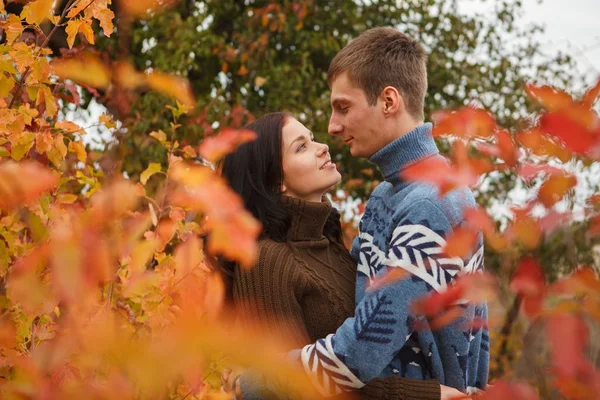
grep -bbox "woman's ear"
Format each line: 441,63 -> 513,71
281,183 -> 287,193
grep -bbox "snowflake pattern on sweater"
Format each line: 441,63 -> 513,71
297,124 -> 489,396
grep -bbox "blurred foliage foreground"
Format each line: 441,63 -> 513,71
0,0 -> 599,399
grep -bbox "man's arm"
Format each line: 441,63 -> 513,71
298,200 -> 459,396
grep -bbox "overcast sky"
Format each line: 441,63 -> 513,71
458,0 -> 600,88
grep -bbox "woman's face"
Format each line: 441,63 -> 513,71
281,118 -> 341,202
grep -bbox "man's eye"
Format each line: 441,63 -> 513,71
340,107 -> 349,114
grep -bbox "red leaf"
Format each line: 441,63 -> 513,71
540,110 -> 600,157
479,380 -> 539,400
510,256 -> 545,317
517,128 -> 571,162
402,154 -> 478,196
550,267 -> 600,297
517,162 -> 564,183
589,215 -> 600,237
432,107 -> 497,139
545,313 -> 590,378
475,130 -> 518,166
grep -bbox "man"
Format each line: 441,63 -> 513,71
237,27 -> 489,398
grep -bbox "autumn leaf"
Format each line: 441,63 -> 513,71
580,78 -> 600,108
402,153 -> 478,196
505,208 -> 542,250
140,163 -> 162,185
56,120 -> 85,134
22,0 -> 55,25
432,107 -> 497,139
549,267 -> 600,297
145,70 -> 195,109
206,211 -> 261,269
537,172 -> 577,208
198,128 -> 257,163
475,130 -> 518,166
51,53 -> 111,90
411,273 -> 496,325
367,268 -> 409,291
4,15 -> 25,45
65,19 -> 83,49
0,161 -> 58,211
517,162 -> 564,183
116,0 -> 179,19
525,83 -> 574,111
540,110 -> 600,157
99,113 -> 117,129
46,133 -> 68,167
443,227 -> 479,258
181,145 -> 197,159
89,180 -> 141,225
10,131 -> 36,161
510,256 -> 545,317
478,380 -> 539,400
254,76 -> 267,87
68,140 -> 87,163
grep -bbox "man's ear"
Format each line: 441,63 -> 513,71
380,86 -> 403,117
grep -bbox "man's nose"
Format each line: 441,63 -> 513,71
328,116 -> 343,136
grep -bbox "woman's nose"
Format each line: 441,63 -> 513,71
317,142 -> 329,156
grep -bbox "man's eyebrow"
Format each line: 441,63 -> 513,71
332,98 -> 350,107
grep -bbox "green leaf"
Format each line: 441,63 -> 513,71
140,163 -> 162,185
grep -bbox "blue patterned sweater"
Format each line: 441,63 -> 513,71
240,123 -> 489,398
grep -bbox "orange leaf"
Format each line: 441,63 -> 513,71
443,227 -> 478,258
0,161 -> 58,211
517,128 -> 571,162
550,267 -> 600,297
4,15 -> 24,45
68,140 -> 87,163
537,172 -> 577,208
145,70 -> 195,109
368,268 -> 410,291
207,212 -> 261,269
35,129 -> 53,154
589,215 -> 600,237
113,61 -> 145,89
89,180 -> 141,225
545,313 -> 590,379
116,0 -> 179,19
525,83 -> 574,111
237,65 -> 249,76
432,107 -> 497,139
65,19 -> 82,49
198,128 -> 256,162
580,78 -> 600,108
505,212 -> 542,250
51,53 -> 111,89
56,120 -> 84,134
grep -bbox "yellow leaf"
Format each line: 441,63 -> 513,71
10,132 -> 36,161
0,75 -> 15,98
0,147 -> 9,158
0,54 -> 18,75
3,15 -> 24,45
117,0 -> 178,19
140,163 -> 162,185
51,53 -> 111,89
26,57 -> 51,85
58,193 -> 78,204
68,140 -> 87,163
95,8 -> 115,37
182,145 -> 197,159
114,61 -> 145,89
56,120 -> 84,134
36,84 -> 57,117
145,71 -> 195,109
18,103 -> 39,125
99,113 -> 116,129
65,19 -> 82,49
149,130 -> 168,145
66,0 -> 89,18
149,203 -> 158,227
23,0 -> 55,25
254,76 -> 267,87
79,19 -> 95,44
129,239 -> 159,275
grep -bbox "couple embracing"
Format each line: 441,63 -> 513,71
220,27 -> 489,400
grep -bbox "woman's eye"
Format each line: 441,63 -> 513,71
297,143 -> 306,152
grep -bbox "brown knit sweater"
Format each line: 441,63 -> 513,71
233,196 -> 440,400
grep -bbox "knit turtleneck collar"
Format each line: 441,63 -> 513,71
280,195 -> 332,245
369,123 -> 439,188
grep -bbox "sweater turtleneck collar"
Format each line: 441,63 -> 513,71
280,195 -> 332,246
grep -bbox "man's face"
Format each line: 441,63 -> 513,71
328,72 -> 385,158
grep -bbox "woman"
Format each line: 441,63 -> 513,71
220,112 -> 457,399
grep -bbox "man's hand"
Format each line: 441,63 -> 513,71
220,366 -> 244,398
440,384 -> 468,400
